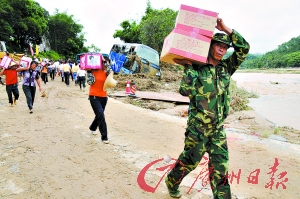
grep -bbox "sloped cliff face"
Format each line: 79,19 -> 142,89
38,35 -> 51,52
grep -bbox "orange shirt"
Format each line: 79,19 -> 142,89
3,69 -> 18,85
42,65 -> 48,73
89,70 -> 107,97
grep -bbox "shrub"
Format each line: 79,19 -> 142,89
229,79 -> 258,112
38,50 -> 61,61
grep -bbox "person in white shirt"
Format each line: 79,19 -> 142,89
53,60 -> 60,78
76,67 -> 86,91
48,61 -> 55,80
59,61 -> 65,82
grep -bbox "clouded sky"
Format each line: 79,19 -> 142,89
35,0 -> 300,54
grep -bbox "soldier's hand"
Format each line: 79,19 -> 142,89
215,17 -> 233,35
173,58 -> 192,66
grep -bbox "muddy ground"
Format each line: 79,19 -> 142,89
0,67 -> 300,199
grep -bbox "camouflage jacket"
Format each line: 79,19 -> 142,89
179,30 -> 250,132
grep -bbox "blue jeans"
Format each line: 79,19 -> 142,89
73,72 -> 77,83
22,85 -> 36,110
89,96 -> 108,140
6,84 -> 19,104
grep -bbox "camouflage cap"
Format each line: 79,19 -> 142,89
212,33 -> 231,47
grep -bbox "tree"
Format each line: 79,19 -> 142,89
0,0 -> 14,43
141,0 -> 154,21
48,9 -> 86,59
87,44 -> 101,53
0,0 -> 48,53
283,51 -> 300,67
113,1 -> 177,53
139,8 -> 177,53
113,20 -> 141,43
112,0 -> 154,43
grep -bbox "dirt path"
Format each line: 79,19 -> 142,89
1,77 -> 300,199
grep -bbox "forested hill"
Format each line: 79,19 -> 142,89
239,35 -> 300,69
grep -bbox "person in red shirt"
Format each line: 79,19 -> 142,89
0,60 -> 19,106
88,55 -> 110,144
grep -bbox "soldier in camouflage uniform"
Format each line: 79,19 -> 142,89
165,18 -> 250,198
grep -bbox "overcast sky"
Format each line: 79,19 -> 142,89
35,0 -> 300,54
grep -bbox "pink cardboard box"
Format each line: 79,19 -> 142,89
19,57 -> 32,68
175,4 -> 218,37
160,28 -> 212,65
80,53 -> 102,70
41,62 -> 47,67
0,55 -> 12,69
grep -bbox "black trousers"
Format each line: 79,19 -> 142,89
41,73 -> 48,84
89,96 -> 108,140
6,84 -> 19,104
22,85 -> 36,110
70,72 -> 73,81
50,69 -> 55,80
64,72 -> 70,85
78,76 -> 86,89
0,77 -> 4,85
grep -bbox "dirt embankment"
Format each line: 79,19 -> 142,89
111,65 -> 300,145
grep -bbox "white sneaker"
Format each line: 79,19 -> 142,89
92,131 -> 97,135
102,140 -> 109,144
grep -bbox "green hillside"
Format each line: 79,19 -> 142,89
239,36 -> 300,69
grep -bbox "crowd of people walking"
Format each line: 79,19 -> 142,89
0,56 -> 87,113
34,58 -> 87,90
1,54 -> 110,144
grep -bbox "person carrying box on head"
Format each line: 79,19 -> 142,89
0,60 -> 20,106
16,60 -> 43,114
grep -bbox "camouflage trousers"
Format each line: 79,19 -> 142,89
166,125 -> 231,199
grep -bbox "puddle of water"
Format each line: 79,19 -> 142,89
232,73 -> 300,131
226,131 -> 300,157
248,94 -> 300,130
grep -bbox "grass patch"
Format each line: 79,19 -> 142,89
229,79 -> 259,112
123,96 -> 170,111
261,132 -> 272,138
237,68 -> 300,74
273,127 -> 280,135
274,126 -> 299,136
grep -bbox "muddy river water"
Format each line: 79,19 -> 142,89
231,72 -> 300,131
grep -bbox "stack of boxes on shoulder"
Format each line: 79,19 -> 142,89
79,53 -> 103,70
0,55 -> 12,69
160,4 -> 218,65
19,57 -> 32,68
